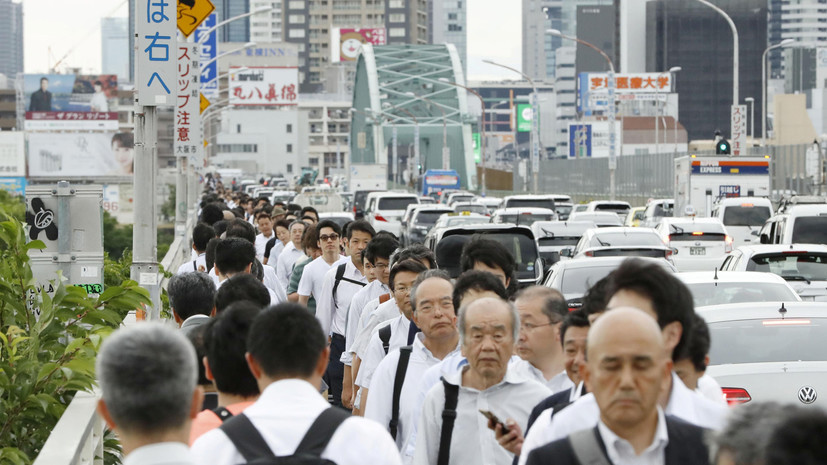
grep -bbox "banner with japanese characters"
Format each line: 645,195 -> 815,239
23,74 -> 119,128
175,43 -> 203,160
27,132 -> 134,177
135,0 -> 176,106
0,132 -> 25,177
228,67 -> 298,106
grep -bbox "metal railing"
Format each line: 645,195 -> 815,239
33,390 -> 104,465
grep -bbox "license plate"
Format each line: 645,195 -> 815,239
690,247 -> 706,256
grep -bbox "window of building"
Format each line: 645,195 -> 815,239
288,0 -> 305,9
287,144 -> 293,153
448,24 -> 462,31
237,124 -> 241,133
310,157 -> 319,165
286,124 -> 293,133
389,0 -> 403,7
389,27 -> 406,37
448,13 -> 457,20
287,163 -> 293,173
289,28 -> 306,38
389,13 -> 406,22
288,14 -> 306,23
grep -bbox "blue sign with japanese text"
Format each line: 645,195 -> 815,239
196,13 -> 218,101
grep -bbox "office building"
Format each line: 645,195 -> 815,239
646,0 -> 767,141
575,4 -> 617,77
250,0 -> 283,43
283,0 -> 429,92
429,0 -> 467,75
298,95 -> 351,178
768,0 -> 827,80
0,0 -> 23,80
217,0 -> 251,43
101,17 -> 129,82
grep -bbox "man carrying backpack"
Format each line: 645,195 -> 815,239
191,303 -> 402,464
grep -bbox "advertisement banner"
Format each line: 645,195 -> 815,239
578,72 -> 673,113
229,67 -> 298,106
24,74 -> 118,115
568,123 -> 593,158
0,177 -> 26,196
24,111 -> 119,131
331,28 -> 386,62
517,104 -> 532,132
0,132 -> 26,176
27,132 -> 134,177
196,13 -> 218,101
472,132 -> 481,163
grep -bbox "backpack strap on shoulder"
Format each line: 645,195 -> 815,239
212,406 -> 234,423
389,345 -> 413,440
379,324 -> 392,355
437,377 -> 460,465
219,413 -> 276,462
331,263 -> 348,301
294,407 -> 352,456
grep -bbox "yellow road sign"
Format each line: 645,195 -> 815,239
177,0 -> 215,37
199,93 -> 210,114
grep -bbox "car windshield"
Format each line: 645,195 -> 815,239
355,191 -> 378,209
560,266 -> 616,296
415,211 -> 450,226
441,232 -> 538,279
445,217 -> 488,227
791,216 -> 827,244
686,282 -> 799,307
455,204 -> 487,215
507,199 -> 556,210
538,236 -> 581,246
378,197 -> 418,210
747,252 -> 827,281
722,206 -> 772,227
652,203 -> 674,218
556,205 -> 573,218
590,232 -> 664,247
709,318 -> 827,364
498,214 -> 555,226
450,194 -> 475,203
595,204 -> 630,213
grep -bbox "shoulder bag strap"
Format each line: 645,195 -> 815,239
389,345 -> 413,440
569,427 -> 613,465
219,413 -> 276,462
294,407 -> 352,456
212,406 -> 234,423
379,324 -> 392,355
331,263 -> 348,301
437,377 -> 460,465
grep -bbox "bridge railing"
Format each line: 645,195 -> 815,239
32,390 -> 104,465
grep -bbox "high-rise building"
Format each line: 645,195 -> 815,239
250,0 -> 283,43
0,0 -> 23,80
575,4 -> 617,77
429,0 -> 467,75
101,17 -> 129,82
217,0 -> 251,43
768,0 -> 827,80
646,0 -> 767,141
283,0 -> 429,92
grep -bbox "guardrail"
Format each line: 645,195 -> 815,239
33,390 -> 104,465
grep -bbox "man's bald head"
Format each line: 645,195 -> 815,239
583,307 -> 672,433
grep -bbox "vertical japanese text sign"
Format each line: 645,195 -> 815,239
175,44 -> 203,163
196,13 -> 218,101
730,104 -> 747,156
136,0 -> 177,106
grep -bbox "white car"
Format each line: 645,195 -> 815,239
758,204 -> 827,245
532,220 -> 596,265
568,227 -> 673,262
711,197 -> 773,246
567,211 -> 623,228
364,192 -> 419,236
700,302 -> 827,406
491,207 -> 557,226
584,200 -> 632,222
676,271 -> 801,308
653,217 -> 732,271
431,213 -> 490,230
720,244 -> 827,301
317,212 -> 354,229
543,256 -> 677,302
640,199 -> 674,228
475,196 -> 504,214
502,194 -> 566,211
452,202 -> 489,216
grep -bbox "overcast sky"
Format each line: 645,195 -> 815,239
23,0 -> 521,82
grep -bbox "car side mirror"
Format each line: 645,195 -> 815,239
560,247 -> 573,258
759,233 -> 770,244
750,230 -> 759,236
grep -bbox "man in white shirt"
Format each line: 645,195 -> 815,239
357,259 -> 429,411
276,220 -> 307,291
176,223 -> 214,274
413,297 -> 551,465
674,313 -> 726,405
366,270 -> 461,452
511,286 -> 573,394
97,324 -> 203,465
222,218 -> 285,303
168,272 -> 216,337
191,303 -> 403,464
519,259 -> 728,464
254,212 -> 275,261
524,308 -> 712,465
214,238 -> 286,305
298,220 -> 348,309
315,220 -> 375,407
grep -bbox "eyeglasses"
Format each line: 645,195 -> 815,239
374,262 -> 389,270
319,234 -> 340,242
394,286 -> 412,295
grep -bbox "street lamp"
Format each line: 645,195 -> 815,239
197,7 -> 274,43
382,102 -> 420,186
405,91 -> 450,170
744,97 -> 755,144
655,66 -> 681,156
547,28 -> 618,199
439,77 -> 487,195
201,42 -> 257,70
762,39 -> 796,147
483,59 -> 543,193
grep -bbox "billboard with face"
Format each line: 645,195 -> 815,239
24,74 -> 118,114
27,132 -> 134,177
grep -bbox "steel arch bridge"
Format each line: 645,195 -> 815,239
350,44 -> 476,189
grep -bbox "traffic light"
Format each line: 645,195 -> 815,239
716,138 -> 731,155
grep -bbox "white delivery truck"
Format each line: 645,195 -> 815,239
350,164 -> 388,191
674,155 -> 770,217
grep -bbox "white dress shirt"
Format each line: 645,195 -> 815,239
298,255 -> 346,301
262,264 -> 287,304
342,281 -> 390,365
315,258 -> 366,337
412,365 -> 552,465
191,379 -> 403,465
276,242 -> 305,290
518,372 -> 728,465
597,408 -> 668,465
354,298 -> 400,358
697,373 -> 727,406
266,240 -> 285,266
366,333 -> 461,450
255,231 -> 275,261
510,360 -> 575,394
123,442 -> 195,465
356,313 -> 413,389
176,253 -> 206,274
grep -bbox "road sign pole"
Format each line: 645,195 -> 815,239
392,124 -> 398,185
531,92 -> 540,194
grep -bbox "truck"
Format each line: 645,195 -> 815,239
674,155 -> 770,218
350,164 -> 388,191
421,169 -> 461,197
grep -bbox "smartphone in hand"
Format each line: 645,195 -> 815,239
479,409 -> 510,434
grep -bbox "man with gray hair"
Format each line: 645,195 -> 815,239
714,402 -> 801,465
168,272 -> 216,336
412,297 -> 551,465
96,323 -> 203,465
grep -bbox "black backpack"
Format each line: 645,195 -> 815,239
219,407 -> 350,464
